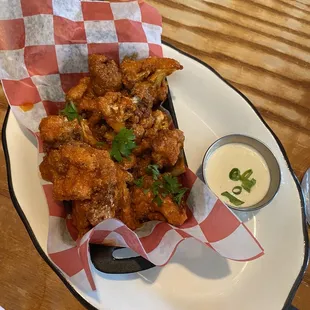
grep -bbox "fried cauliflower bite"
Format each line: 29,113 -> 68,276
131,177 -> 187,226
145,110 -> 169,138
40,141 -> 136,236
75,91 -> 137,133
66,77 -> 90,102
115,169 -> 138,230
132,110 -> 170,155
121,56 -> 183,89
39,115 -> 100,150
129,104 -> 154,141
73,165 -> 136,233
89,54 -> 122,96
118,154 -> 137,171
39,115 -> 82,151
97,92 -> 136,132
131,78 -> 168,108
75,191 -> 118,227
71,202 -> 92,238
78,97 -> 97,113
121,57 -> 183,107
151,129 -> 185,168
132,154 -> 151,178
80,119 -> 100,146
39,142 -> 119,201
158,196 -> 187,226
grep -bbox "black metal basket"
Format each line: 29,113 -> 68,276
90,89 -> 184,274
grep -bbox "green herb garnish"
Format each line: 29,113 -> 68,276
229,168 -> 240,181
148,174 -> 188,207
221,191 -> 244,206
145,162 -> 188,206
162,175 -> 188,205
146,164 -> 160,180
110,128 -> 136,162
134,177 -> 144,188
173,187 -> 188,205
60,101 -> 81,121
150,180 -> 163,206
163,174 -> 181,193
232,186 -> 242,195
151,180 -> 163,196
241,178 -> 256,193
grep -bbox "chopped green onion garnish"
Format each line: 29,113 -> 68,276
232,186 -> 242,195
221,191 -> 244,206
241,184 -> 250,193
241,169 -> 253,180
241,178 -> 256,193
229,168 -> 240,181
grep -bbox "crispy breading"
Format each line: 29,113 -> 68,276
39,115 -> 82,151
121,56 -> 183,89
131,177 -> 187,226
97,92 -> 136,132
151,129 -> 185,168
40,142 -> 118,201
71,202 -> 92,238
89,54 -> 122,96
121,57 -> 183,107
66,77 -> 90,102
40,54 -> 187,237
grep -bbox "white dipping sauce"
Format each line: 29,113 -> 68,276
205,143 -> 271,208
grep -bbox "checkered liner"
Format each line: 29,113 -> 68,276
0,0 -> 263,291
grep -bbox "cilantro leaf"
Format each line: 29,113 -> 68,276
150,174 -> 188,207
163,174 -> 188,205
173,188 -> 188,205
146,164 -> 160,180
151,180 -> 163,196
110,128 -> 136,162
134,177 -> 144,188
163,174 -> 181,193
60,101 -> 81,121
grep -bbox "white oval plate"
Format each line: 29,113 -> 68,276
2,42 -> 308,310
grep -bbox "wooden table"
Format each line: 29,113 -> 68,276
0,0 -> 309,309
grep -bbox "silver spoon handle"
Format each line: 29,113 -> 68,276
301,168 -> 310,226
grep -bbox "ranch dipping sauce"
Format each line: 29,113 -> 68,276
205,143 -> 271,208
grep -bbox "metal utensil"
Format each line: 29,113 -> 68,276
301,168 -> 310,225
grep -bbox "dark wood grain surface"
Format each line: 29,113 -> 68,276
0,0 -> 310,309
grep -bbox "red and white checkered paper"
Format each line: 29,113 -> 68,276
0,0 -> 263,291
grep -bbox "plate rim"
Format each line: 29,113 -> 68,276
1,41 -> 308,310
